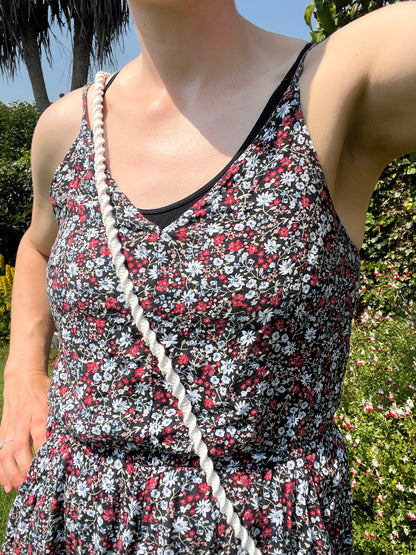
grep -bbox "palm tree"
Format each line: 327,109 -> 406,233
0,0 -> 55,112
0,0 -> 130,113
55,0 -> 130,90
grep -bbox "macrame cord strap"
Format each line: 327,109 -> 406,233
92,71 -> 261,555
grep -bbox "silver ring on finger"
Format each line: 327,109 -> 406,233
0,439 -> 13,450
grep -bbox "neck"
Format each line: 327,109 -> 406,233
127,0 -> 250,95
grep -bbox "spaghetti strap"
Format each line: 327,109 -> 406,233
293,41 -> 318,80
103,72 -> 119,97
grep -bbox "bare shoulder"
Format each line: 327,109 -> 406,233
27,87 -> 86,254
31,87 -> 86,189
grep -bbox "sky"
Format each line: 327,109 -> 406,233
0,1 -> 312,105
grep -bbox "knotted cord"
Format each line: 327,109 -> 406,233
92,71 -> 261,555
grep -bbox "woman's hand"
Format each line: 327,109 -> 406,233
0,370 -> 50,492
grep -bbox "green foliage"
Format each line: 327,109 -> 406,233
340,306 -> 416,553
358,156 -> 416,315
0,102 -> 38,264
0,101 -> 39,160
0,153 -> 33,265
305,1 -> 400,41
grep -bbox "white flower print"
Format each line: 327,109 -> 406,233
256,191 -> 275,207
279,259 -> 295,275
185,260 -> 204,277
172,516 -> 190,535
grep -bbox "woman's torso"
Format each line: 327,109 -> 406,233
46,42 -> 360,455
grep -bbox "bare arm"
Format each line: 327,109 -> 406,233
0,89 -> 83,491
345,2 -> 416,164
301,2 -> 416,249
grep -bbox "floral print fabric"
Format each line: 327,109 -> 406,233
1,45 -> 360,554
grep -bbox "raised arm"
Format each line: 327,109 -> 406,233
301,2 -> 416,249
0,90 -> 83,492
342,2 -> 416,164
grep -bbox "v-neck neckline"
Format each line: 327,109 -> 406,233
62,42 -> 313,233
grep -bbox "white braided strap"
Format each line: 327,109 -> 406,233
92,72 -> 261,555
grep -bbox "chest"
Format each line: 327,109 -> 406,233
90,65 -> 305,211
49,89 -> 360,324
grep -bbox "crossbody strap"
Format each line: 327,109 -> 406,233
92,71 -> 261,555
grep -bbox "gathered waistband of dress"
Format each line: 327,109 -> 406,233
45,418 -> 344,471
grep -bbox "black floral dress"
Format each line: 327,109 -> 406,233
1,45 -> 360,554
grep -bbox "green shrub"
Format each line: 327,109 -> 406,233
0,152 -> 33,265
0,102 -> 38,265
358,156 -> 416,316
339,304 -> 416,554
0,101 -> 39,161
